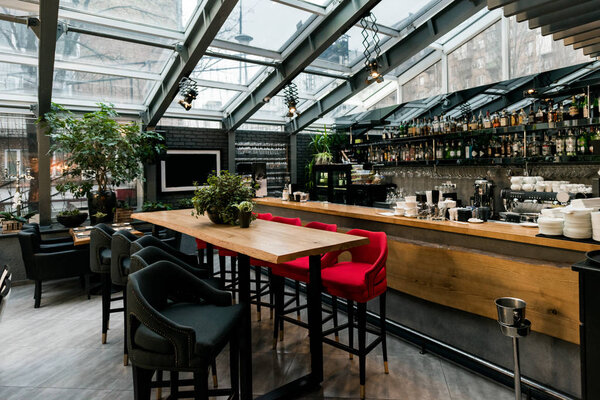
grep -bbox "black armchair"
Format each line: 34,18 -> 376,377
127,261 -> 242,400
111,230 -> 139,366
130,246 -> 212,283
130,235 -> 199,267
18,230 -> 90,308
22,223 -> 77,253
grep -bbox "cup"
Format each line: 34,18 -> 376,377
522,183 -> 534,192
511,184 -> 522,191
405,196 -> 417,203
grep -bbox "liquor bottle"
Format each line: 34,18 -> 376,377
456,140 -> 463,159
519,108 -> 527,125
512,134 -> 522,157
555,131 -> 565,156
535,106 -> 544,123
528,106 -> 535,124
435,141 -> 444,160
577,130 -> 588,155
505,135 -> 512,158
569,96 -> 580,120
494,137 -> 502,157
469,114 -> 478,131
510,110 -> 518,127
478,110 -> 484,129
566,130 -> 577,156
432,116 -> 439,134
443,141 -> 450,159
461,117 -> 468,132
590,127 -> 599,154
465,139 -> 473,160
425,143 -> 433,160
500,110 -> 509,127
542,135 -> 552,157
592,97 -> 599,119
492,111 -> 501,128
558,103 -> 565,122
583,95 -> 590,119
499,136 -> 506,157
484,111 -> 492,129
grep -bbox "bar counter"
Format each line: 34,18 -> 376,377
256,197 -> 593,397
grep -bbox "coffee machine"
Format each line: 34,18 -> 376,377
473,179 -> 494,213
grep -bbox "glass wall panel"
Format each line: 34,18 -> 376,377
56,33 -> 172,73
0,62 -> 37,96
448,21 -> 502,92
508,17 -> 589,78
0,18 -> 38,56
371,0 -> 437,28
52,69 -> 154,103
217,0 -> 313,51
59,0 -> 199,31
402,61 -> 441,102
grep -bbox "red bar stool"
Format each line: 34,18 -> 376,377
250,215 -> 300,321
269,221 -> 338,347
320,229 -> 388,400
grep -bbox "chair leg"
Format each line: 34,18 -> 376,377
231,256 -> 237,303
332,296 -> 339,342
295,281 -> 301,321
347,300 -> 354,360
380,292 -> 389,374
193,368 -> 209,400
272,275 -> 284,349
123,289 -> 128,366
358,302 -> 367,400
85,274 -> 91,300
101,274 -> 111,344
197,248 -> 205,265
132,366 -> 154,400
255,266 -> 262,321
170,371 -> 180,398
33,280 -> 42,308
156,371 -> 163,400
268,269 -> 273,319
219,255 -> 226,288
230,336 -> 240,400
211,359 -> 218,388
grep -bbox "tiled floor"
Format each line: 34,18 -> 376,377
0,277 -> 515,399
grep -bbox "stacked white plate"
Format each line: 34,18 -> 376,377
540,207 -> 565,219
404,201 -> 418,217
562,208 -> 593,239
592,212 -> 600,242
537,217 -> 564,236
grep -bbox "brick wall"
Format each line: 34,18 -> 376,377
296,133 -> 313,188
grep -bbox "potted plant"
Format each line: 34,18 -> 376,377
55,181 -> 89,228
235,201 -> 255,228
114,199 -> 133,223
1,189 -> 36,233
43,103 -> 164,225
192,171 -> 255,225
141,201 -> 172,212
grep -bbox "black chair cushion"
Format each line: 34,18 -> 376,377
100,248 -> 111,265
122,257 -> 131,275
134,302 -> 243,357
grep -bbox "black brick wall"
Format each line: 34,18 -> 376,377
296,133 -> 313,188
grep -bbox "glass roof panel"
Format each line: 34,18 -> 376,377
0,18 -> 38,57
191,55 -> 269,86
58,0 -> 200,32
302,0 -> 331,6
55,32 -> 172,74
52,69 -> 154,104
370,0 -> 437,28
216,0 -> 313,52
0,62 -> 37,96
292,73 -> 336,97
317,26 -> 364,67
188,87 -> 241,111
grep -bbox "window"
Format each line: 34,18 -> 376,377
4,149 -> 21,177
403,61 -> 442,102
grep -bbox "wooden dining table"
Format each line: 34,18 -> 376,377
133,209 -> 369,400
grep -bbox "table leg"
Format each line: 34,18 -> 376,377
237,254 -> 253,400
308,254 -> 324,383
206,243 -> 214,278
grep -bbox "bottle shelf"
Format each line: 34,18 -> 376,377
370,155 -> 600,168
352,118 -> 600,148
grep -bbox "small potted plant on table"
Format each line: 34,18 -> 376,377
55,181 -> 89,228
192,171 -> 255,225
235,201 -> 255,228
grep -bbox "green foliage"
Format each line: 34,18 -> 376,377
142,201 -> 172,212
305,125 -> 348,190
176,198 -> 193,209
234,200 -> 254,213
56,181 -> 92,199
93,211 -> 107,219
0,211 -> 36,223
192,171 -> 255,225
57,209 -> 81,217
43,103 -> 165,195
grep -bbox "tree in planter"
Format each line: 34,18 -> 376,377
304,126 -> 347,191
55,181 -> 91,228
44,103 -> 164,224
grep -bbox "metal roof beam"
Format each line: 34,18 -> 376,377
513,0 -> 587,22
553,20 -> 600,41
144,0 -> 238,128
286,0 -> 486,134
415,84 -> 495,120
583,44 -> 600,56
503,0 -> 559,18
528,1 -> 599,30
222,0 -> 382,132
564,28 -> 600,47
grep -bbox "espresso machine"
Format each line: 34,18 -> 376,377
499,189 -> 570,223
473,179 -> 494,212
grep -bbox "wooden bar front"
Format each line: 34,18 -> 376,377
256,197 -> 587,344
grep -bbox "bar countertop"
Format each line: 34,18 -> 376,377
255,197 -> 600,252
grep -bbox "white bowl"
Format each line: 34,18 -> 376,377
564,227 -> 592,239
511,184 -> 522,191
535,176 -> 544,182
522,183 -> 535,192
523,177 -> 537,184
510,176 -> 523,184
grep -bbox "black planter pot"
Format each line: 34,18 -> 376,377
239,211 -> 252,228
88,191 -> 117,225
206,207 -> 225,224
56,212 -> 88,228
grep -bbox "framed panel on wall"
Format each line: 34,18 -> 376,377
160,150 -> 221,192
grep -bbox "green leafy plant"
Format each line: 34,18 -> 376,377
176,198 -> 193,209
235,201 -> 254,213
142,201 -> 172,212
43,103 -> 165,196
192,171 -> 255,225
0,211 -> 36,223
57,209 -> 81,217
93,211 -> 107,220
305,125 -> 348,190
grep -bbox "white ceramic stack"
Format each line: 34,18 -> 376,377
394,201 -> 405,216
404,201 -> 418,217
562,207 -> 593,239
540,207 -> 565,219
592,212 -> 600,242
537,217 -> 564,236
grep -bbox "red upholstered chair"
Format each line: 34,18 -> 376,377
320,229 -> 388,400
269,221 -> 338,347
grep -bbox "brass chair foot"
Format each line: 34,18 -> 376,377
257,310 -> 261,321
349,353 -> 353,360
123,354 -> 128,366
297,314 -> 301,321
335,334 -> 339,342
360,385 -> 365,399
156,387 -> 162,400
101,333 -> 107,344
212,374 -> 218,388
384,361 -> 389,374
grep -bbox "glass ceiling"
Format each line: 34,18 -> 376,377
2,0 -> 591,129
